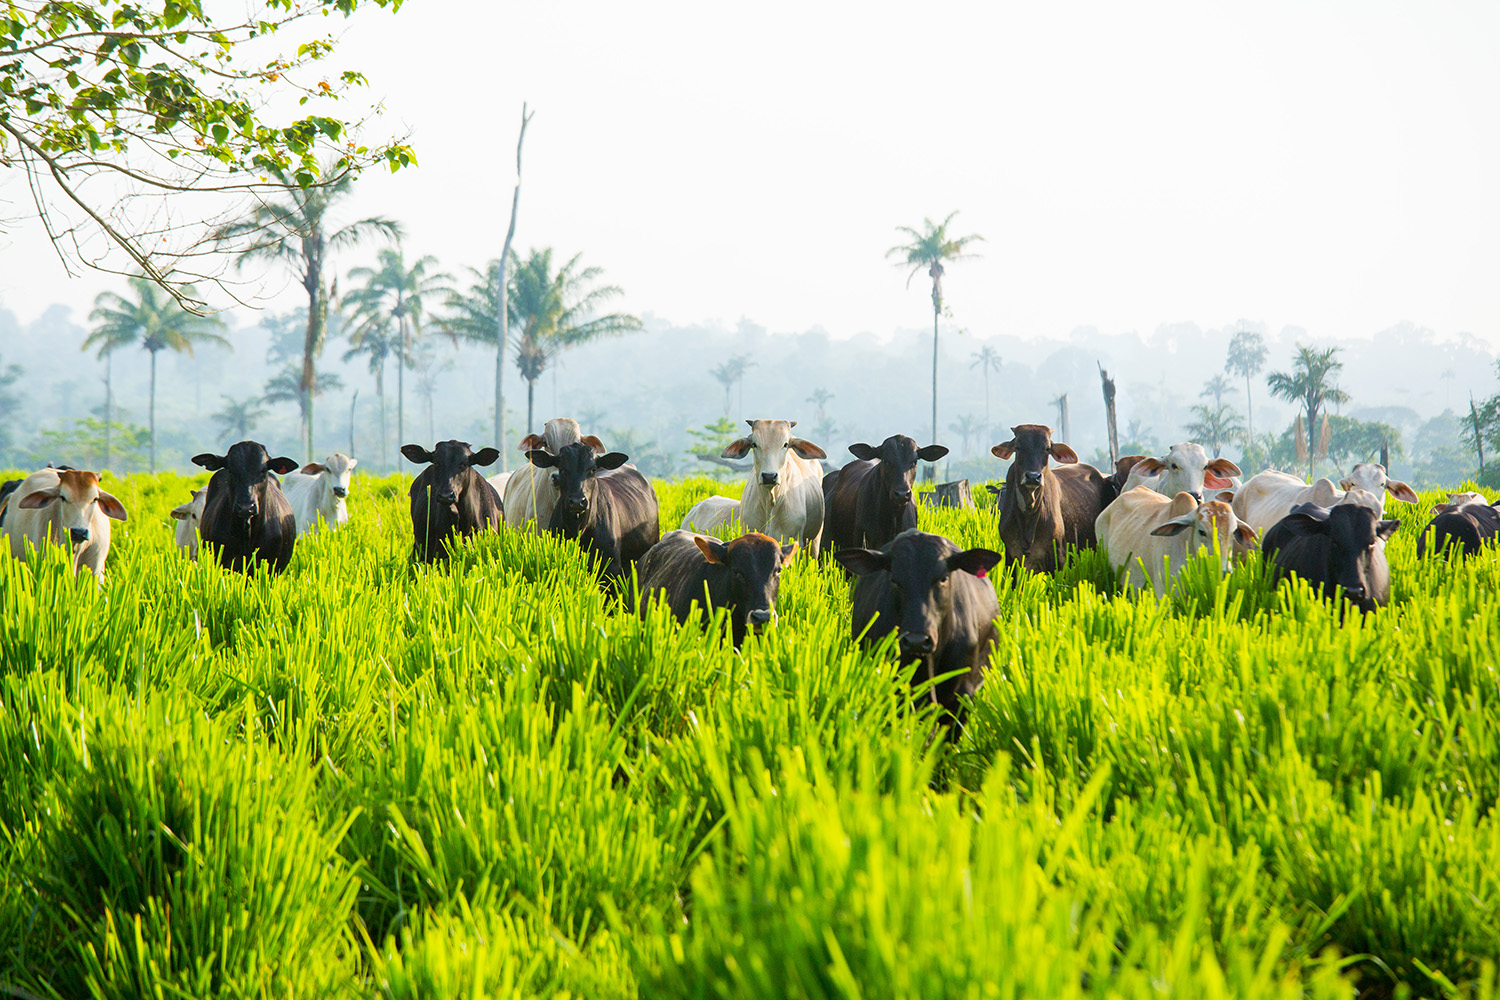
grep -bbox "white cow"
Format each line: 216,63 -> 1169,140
1232,463 -> 1418,536
1126,443 -> 1241,501
0,468 -> 128,578
170,488 -> 207,560
680,494 -> 742,535
503,417 -> 604,531
1096,486 -> 1258,594
713,419 -> 827,556
485,471 -> 514,505
281,453 -> 358,536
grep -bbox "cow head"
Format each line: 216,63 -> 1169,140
722,420 -> 826,492
170,488 -> 207,526
693,531 -> 798,639
1149,494 -> 1258,574
193,441 -> 297,528
518,417 -> 604,457
992,424 -> 1076,510
18,469 -> 127,544
848,435 -> 948,509
1132,443 -> 1240,502
1283,496 -> 1399,612
1340,463 -> 1419,510
400,440 -> 499,512
835,530 -> 1001,664
526,442 -> 629,531
1432,492 -> 1488,516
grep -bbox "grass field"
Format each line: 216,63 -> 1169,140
1,468 -> 1498,999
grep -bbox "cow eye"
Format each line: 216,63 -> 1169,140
551,473 -> 561,486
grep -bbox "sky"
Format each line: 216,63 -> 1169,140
2,1 -> 1499,348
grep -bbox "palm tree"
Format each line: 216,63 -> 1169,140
1225,329 -> 1268,444
1266,345 -> 1350,480
410,341 -> 454,443
948,413 -> 983,458
218,167 -> 400,460
710,361 -> 738,417
806,387 -> 834,422
85,277 -> 228,471
344,248 -> 449,465
888,212 -> 983,473
264,364 -> 344,433
342,319 -> 399,471
1200,374 -> 1236,410
508,248 -> 642,435
439,259 -> 507,456
78,312 -> 137,470
969,345 -> 1002,444
1184,403 -> 1245,458
213,394 -> 267,443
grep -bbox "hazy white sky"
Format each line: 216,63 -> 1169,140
3,1 -> 1498,346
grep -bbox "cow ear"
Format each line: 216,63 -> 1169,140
1133,458 -> 1166,476
518,434 -> 545,452
1385,480 -> 1419,504
722,437 -> 753,459
1212,489 -> 1235,504
1376,518 -> 1401,540
948,547 -> 1002,578
1284,513 -> 1331,537
1150,515 -> 1196,537
266,457 -> 299,475
469,447 -> 500,468
779,541 -> 799,565
191,453 -> 225,471
526,450 -> 557,468
170,505 -> 191,521
1049,443 -> 1079,464
1233,524 -> 1259,549
347,458 -> 358,469
693,535 -> 730,564
580,435 -> 606,455
788,420 -> 797,428
96,491 -> 128,521
1207,458 -> 1242,478
596,452 -> 630,471
917,445 -> 949,462
18,489 -> 59,509
790,438 -> 827,460
1338,477 -> 1356,491
1288,502 -> 1332,522
300,463 -> 327,474
847,442 -> 878,461
833,548 -> 889,576
400,444 -> 432,464
990,441 -> 1015,459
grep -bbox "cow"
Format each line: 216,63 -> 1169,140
486,471 -> 514,503
701,419 -> 827,556
1417,493 -> 1500,557
679,494 -> 742,534
503,418 -> 604,532
170,488 -> 207,560
1104,454 -> 1153,502
192,442 -> 301,574
400,440 -> 503,563
526,442 -> 659,583
281,453 -> 358,536
992,424 -> 1110,573
1261,492 -> 1398,615
637,530 -> 797,646
834,529 -> 1001,733
1095,486 -> 1258,594
822,435 -> 948,553
0,468 -> 127,578
1126,443 -> 1241,502
1233,463 -> 1419,536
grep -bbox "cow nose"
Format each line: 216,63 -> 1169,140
234,503 -> 257,519
1343,584 -> 1367,601
568,496 -> 587,512
437,492 -> 457,506
69,528 -> 89,544
748,609 -> 772,626
760,472 -> 778,486
1189,491 -> 1203,503
1023,471 -> 1042,486
332,486 -> 348,499
899,631 -> 935,656
893,490 -> 912,504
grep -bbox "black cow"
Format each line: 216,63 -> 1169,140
993,424 -> 1110,573
1262,501 -> 1399,614
400,440 -> 503,562
834,529 -> 1001,732
191,441 -> 300,573
823,435 -> 948,553
637,530 -> 797,646
1417,497 -> 1500,557
526,443 -> 659,582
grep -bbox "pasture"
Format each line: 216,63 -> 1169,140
1,468 -> 1498,999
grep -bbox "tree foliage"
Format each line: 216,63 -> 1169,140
1,0 -> 417,305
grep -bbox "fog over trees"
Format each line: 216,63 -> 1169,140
3,290 -> 1496,489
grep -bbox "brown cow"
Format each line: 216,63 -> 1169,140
992,424 -> 1109,573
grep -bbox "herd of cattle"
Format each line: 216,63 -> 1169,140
3,415 -> 1498,726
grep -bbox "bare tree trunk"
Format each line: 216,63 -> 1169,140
148,350 -> 157,473
397,314 -> 406,462
497,103 -> 534,470
929,302 -> 939,482
1471,393 -> 1486,473
1099,363 -> 1118,466
302,265 -> 323,464
526,377 -> 536,439
349,390 -> 358,457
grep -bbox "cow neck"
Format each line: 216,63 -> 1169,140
1011,487 -> 1046,558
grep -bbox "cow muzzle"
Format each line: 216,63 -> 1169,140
1022,472 -> 1043,488
898,631 -> 935,658
747,609 -> 773,632
435,491 -> 457,508
892,489 -> 912,505
234,503 -> 258,522
332,486 -> 348,499
69,527 -> 89,544
566,496 -> 588,515
1342,583 -> 1367,602
760,472 -> 779,487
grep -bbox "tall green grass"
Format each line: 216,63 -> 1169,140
0,468 -> 1496,998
